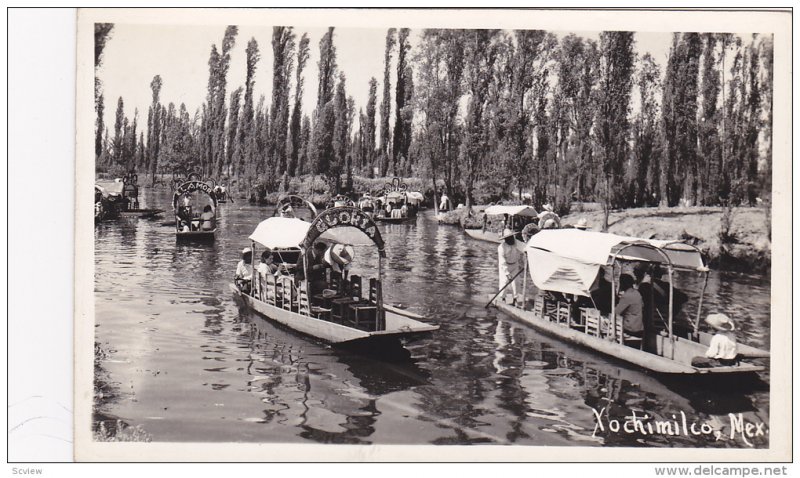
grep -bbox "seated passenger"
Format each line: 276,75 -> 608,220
325,244 -> 354,288
200,205 -> 215,230
616,273 -> 644,338
295,242 -> 330,298
258,248 -> 279,277
588,267 -> 613,316
235,247 -> 253,293
692,313 -> 739,367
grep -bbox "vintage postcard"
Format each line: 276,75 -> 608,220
74,8 -> 792,461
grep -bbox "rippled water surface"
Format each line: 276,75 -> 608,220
94,188 -> 771,447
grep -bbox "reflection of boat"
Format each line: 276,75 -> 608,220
494,229 -> 767,375
230,207 -> 438,348
173,179 -> 218,242
463,205 -> 538,243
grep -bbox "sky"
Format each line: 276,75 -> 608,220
96,24 -> 732,138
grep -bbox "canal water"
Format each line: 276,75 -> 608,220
94,187 -> 770,447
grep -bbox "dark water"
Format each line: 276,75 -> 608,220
94,187 -> 770,447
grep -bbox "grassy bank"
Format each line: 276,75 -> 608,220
439,205 -> 771,274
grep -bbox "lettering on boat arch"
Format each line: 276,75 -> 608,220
173,180 -> 217,206
302,207 -> 386,256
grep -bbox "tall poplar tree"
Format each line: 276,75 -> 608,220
379,28 -> 396,176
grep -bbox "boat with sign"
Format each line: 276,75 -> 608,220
373,177 -> 415,223
492,229 -> 768,375
229,206 -> 439,347
274,194 -> 319,220
173,179 -> 218,241
464,204 -> 539,243
94,181 -> 123,222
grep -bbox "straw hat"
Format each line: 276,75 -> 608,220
543,219 -> 556,229
330,243 -> 355,266
242,247 -> 252,255
705,313 -> 735,331
575,218 -> 589,230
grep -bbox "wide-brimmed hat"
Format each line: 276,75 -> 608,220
705,313 -> 735,331
575,218 -> 589,230
500,228 -> 517,240
325,244 -> 355,267
242,247 -> 252,255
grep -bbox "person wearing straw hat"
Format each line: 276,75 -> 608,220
574,218 -> 589,230
692,313 -> 739,367
235,247 -> 253,293
497,229 -> 524,306
537,203 -> 561,229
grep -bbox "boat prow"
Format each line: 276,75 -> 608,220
177,229 -> 216,242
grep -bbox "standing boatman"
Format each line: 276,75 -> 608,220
498,229 -> 524,306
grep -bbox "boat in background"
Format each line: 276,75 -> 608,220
173,178 -> 218,242
117,172 -> 164,218
231,206 -> 439,348
493,229 -> 768,375
373,177 -> 416,223
463,204 -> 539,243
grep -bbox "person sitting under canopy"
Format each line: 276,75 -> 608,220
235,247 -> 253,293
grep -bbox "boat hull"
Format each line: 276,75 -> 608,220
230,284 -> 438,346
176,230 -> 216,242
374,216 -> 410,224
464,228 -> 501,243
495,301 -> 765,375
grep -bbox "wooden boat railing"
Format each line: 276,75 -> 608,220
533,295 -> 642,348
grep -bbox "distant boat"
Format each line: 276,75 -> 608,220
463,204 -> 539,243
492,229 -> 768,375
173,179 -> 218,242
231,207 -> 439,348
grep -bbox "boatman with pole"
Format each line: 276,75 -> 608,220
497,229 -> 524,306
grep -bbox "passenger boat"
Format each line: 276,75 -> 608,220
275,194 -> 318,220
463,204 -> 539,243
173,179 -> 218,242
116,173 -> 165,218
94,183 -> 122,222
230,206 -> 439,347
373,178 -> 416,223
492,229 -> 768,375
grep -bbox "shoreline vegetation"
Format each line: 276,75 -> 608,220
438,203 -> 771,275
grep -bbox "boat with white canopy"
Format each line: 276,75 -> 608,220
492,228 -> 768,375
230,206 -> 439,347
464,204 -> 539,243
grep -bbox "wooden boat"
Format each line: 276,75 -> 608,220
463,204 -> 538,243
231,207 -> 439,347
371,177 -> 416,223
173,179 -> 218,241
274,194 -> 318,220
490,229 -> 767,375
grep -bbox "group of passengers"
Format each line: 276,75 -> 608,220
177,194 -> 215,232
234,241 -> 355,304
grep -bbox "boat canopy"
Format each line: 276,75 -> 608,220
526,229 -> 706,297
172,180 -> 218,208
273,195 -> 318,217
386,191 -> 406,201
249,217 -> 310,249
484,205 -> 538,217
95,180 -> 124,196
302,207 -> 386,256
406,191 -> 424,201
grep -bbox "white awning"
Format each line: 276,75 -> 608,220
406,191 -> 424,201
483,205 -> 538,217
526,229 -> 705,296
248,217 -> 310,249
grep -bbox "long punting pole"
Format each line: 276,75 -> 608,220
668,265 -> 675,359
692,271 -> 709,339
251,240 -> 256,298
610,263 -> 617,344
303,251 -> 310,317
378,253 -> 385,329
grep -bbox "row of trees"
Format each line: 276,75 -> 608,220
95,25 -> 773,222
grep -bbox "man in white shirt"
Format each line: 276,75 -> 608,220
692,313 -> 738,367
235,247 -> 253,293
497,229 -> 524,305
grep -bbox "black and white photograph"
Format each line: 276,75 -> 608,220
69,8 -> 791,462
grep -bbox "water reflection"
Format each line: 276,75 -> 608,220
94,189 -> 770,447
